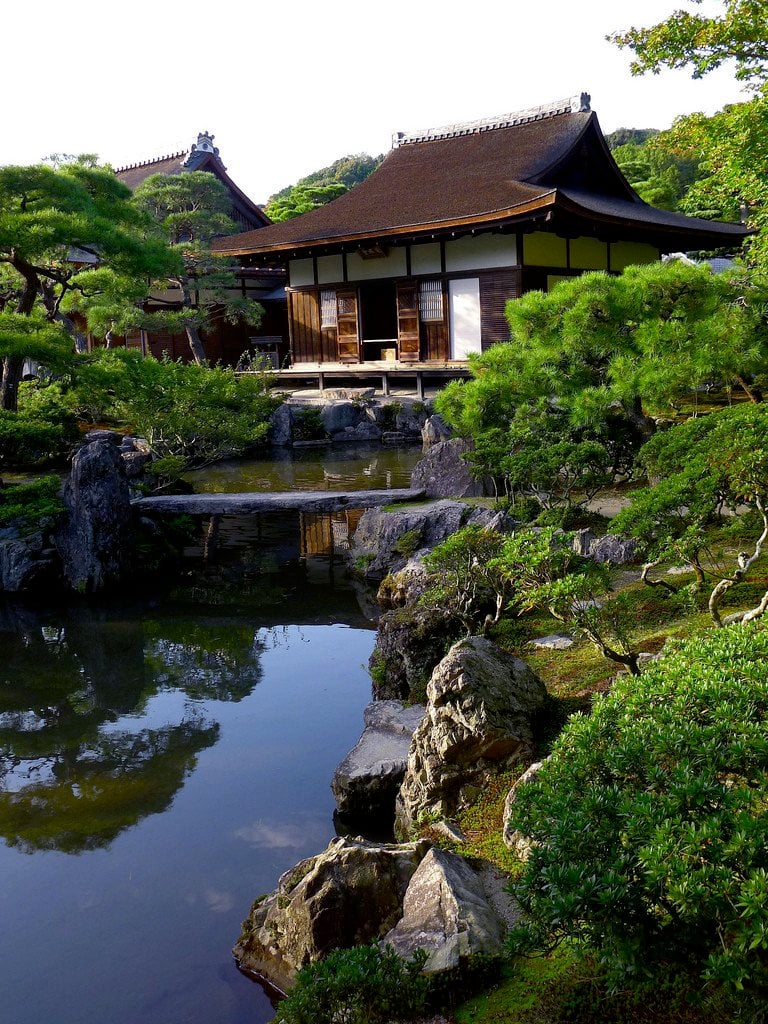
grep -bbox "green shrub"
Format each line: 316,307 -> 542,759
291,407 -> 326,441
67,349 -> 281,466
0,476 -> 64,531
274,944 -> 428,1024
508,623 -> 768,1014
392,527 -> 422,559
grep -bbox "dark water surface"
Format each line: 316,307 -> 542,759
0,496 -> 383,1024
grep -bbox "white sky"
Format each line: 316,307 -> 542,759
3,0 -> 747,204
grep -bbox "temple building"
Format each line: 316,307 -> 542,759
213,95 -> 747,388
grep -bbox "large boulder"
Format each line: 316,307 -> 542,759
395,637 -> 547,836
55,439 -> 133,592
410,438 -> 486,499
369,605 -> 460,703
320,400 -> 364,435
350,500 -> 508,579
382,848 -> 507,972
233,836 -> 429,992
332,701 -> 425,827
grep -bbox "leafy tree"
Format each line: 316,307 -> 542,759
132,171 -> 264,364
494,528 -> 644,675
660,92 -> 768,267
612,404 -> 768,627
266,182 -> 348,223
69,348 -> 281,467
508,622 -> 768,1012
611,138 -> 701,210
604,127 -> 660,150
421,525 -> 513,635
610,0 -> 768,87
436,262 -> 768,504
266,152 -> 382,222
0,162 -> 173,410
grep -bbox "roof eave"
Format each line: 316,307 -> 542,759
213,192 -> 559,257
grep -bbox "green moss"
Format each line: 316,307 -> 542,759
391,528 -> 422,558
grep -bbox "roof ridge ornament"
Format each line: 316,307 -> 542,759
393,93 -> 591,147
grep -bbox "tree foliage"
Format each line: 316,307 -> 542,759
612,404 -> 768,627
265,153 -> 382,221
0,161 -> 174,410
508,622 -> 768,1012
132,171 -> 264,363
610,0 -> 768,86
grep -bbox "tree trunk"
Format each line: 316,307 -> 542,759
0,355 -> 25,412
185,323 -> 207,365
622,396 -> 657,440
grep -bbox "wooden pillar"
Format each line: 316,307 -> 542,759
381,373 -> 390,396
415,372 -> 424,401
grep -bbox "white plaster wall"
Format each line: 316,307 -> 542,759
288,258 -> 315,287
445,234 -> 517,272
316,254 -> 344,284
346,248 -> 407,281
410,242 -> 442,275
449,278 -> 482,359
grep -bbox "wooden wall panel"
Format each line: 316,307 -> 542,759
288,289 -> 322,363
480,269 -> 519,350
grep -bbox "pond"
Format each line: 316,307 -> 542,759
0,448 -> 418,1024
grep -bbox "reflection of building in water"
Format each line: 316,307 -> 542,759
300,510 -> 364,560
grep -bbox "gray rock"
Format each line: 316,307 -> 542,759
350,500 -> 508,579
503,760 -> 547,857
323,388 -> 375,401
590,534 -> 638,565
395,406 -> 425,436
376,559 -> 430,610
396,637 -> 547,836
55,440 -> 133,592
410,438 -> 486,498
370,605 -> 460,702
83,429 -> 123,445
382,848 -> 506,973
233,836 -> 430,992
332,421 -> 383,443
572,528 -> 596,557
332,701 -> 425,825
269,403 -> 293,446
531,634 -> 574,650
121,450 -> 153,479
421,414 -> 453,450
0,530 -> 60,592
320,401 -> 363,435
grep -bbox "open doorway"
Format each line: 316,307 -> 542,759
358,281 -> 397,359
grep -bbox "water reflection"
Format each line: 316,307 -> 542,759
0,511 -> 376,857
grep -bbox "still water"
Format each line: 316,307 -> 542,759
0,448 -> 421,1024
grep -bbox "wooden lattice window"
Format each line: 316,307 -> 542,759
419,279 -> 443,322
320,289 -> 338,328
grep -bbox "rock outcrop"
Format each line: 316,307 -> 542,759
0,529 -> 60,592
376,558 -> 430,610
396,637 -> 547,835
572,528 -> 638,565
382,848 -> 507,972
55,439 -> 134,592
233,836 -> 429,992
350,500 -> 509,579
421,413 -> 452,450
410,438 -> 486,499
332,701 -> 425,827
369,605 -> 459,702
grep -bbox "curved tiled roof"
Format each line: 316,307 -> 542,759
213,106 -> 747,256
214,111 -> 595,254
